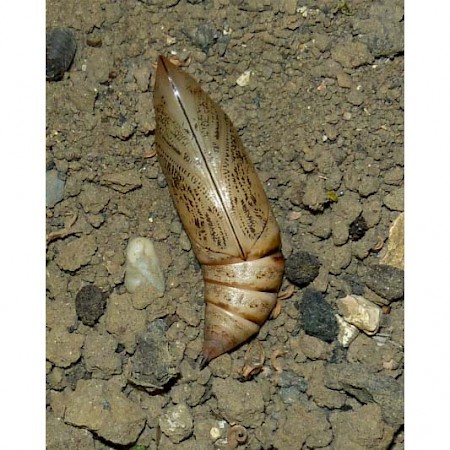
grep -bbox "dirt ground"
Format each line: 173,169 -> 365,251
46,0 -> 404,448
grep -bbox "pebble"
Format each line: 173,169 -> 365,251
46,170 -> 65,207
75,285 -> 107,326
364,264 -> 404,302
348,214 -> 368,241
46,28 -> 77,81
124,237 -> 165,295
285,251 -> 320,287
159,403 -> 194,444
336,294 -> 381,335
335,314 -> 359,347
189,22 -> 218,52
381,213 -> 404,269
64,379 -> 146,445
298,289 -> 338,343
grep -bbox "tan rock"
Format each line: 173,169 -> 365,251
336,294 -> 381,335
335,314 -> 360,347
381,212 -> 404,269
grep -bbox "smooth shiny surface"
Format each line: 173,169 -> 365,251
153,56 -> 285,365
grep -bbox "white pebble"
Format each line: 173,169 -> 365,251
124,237 -> 165,294
336,294 -> 381,335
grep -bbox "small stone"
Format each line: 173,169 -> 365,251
336,71 -> 352,88
298,289 -> 338,343
285,251 -> 320,287
189,22 -> 218,52
159,403 -> 194,444
47,327 -> 85,368
101,170 -> 142,193
56,235 -> 97,272
64,379 -> 146,445
336,294 -> 381,335
46,170 -> 65,207
381,213 -> 404,269
349,214 -> 369,241
75,285 -> 107,326
236,70 -> 252,87
364,264 -> 404,302
124,237 -> 165,295
335,314 -> 359,347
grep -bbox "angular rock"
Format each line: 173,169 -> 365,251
298,289 -> 338,343
285,251 -> 320,287
46,170 -> 65,207
364,264 -> 404,302
381,213 -> 404,269
335,314 -> 360,347
64,379 -> 146,445
336,294 -> 381,335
